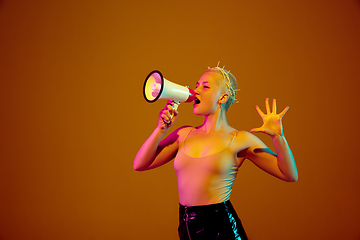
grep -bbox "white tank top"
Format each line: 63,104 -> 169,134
174,128 -> 240,206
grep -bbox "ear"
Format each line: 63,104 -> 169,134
218,93 -> 229,104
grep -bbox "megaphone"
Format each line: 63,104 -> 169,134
143,70 -> 196,104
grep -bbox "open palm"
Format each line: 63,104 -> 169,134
250,98 -> 289,136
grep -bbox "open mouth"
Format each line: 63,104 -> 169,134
194,97 -> 200,105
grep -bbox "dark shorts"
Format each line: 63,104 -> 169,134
178,200 -> 248,240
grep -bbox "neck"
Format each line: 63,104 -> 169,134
201,107 -> 229,133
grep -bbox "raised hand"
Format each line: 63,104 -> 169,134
250,98 -> 289,137
158,100 -> 179,130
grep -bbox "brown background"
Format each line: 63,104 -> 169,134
1,0 -> 360,239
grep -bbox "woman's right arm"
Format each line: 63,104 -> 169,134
133,101 -> 183,171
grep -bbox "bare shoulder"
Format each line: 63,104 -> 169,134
234,130 -> 251,141
172,125 -> 193,141
233,130 -> 267,149
158,125 -> 193,149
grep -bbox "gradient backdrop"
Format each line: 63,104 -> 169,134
1,0 -> 360,239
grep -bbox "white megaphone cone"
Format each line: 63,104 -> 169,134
143,70 -> 196,123
143,70 -> 196,104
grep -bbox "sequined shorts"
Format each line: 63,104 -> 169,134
178,200 -> 248,240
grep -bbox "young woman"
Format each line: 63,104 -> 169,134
134,66 -> 298,240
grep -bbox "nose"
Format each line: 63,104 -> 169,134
194,86 -> 200,94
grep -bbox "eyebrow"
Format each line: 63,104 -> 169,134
196,81 -> 209,85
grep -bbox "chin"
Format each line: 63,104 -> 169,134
193,106 -> 203,115
193,107 -> 211,116
193,109 -> 201,115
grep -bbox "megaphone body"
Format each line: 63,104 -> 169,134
143,70 -> 196,104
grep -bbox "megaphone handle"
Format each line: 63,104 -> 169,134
169,100 -> 180,123
172,100 -> 180,111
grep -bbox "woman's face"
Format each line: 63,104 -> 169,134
193,71 -> 224,115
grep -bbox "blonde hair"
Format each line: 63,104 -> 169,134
206,64 -> 239,111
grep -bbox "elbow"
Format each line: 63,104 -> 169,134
133,164 -> 143,171
133,157 -> 143,171
133,165 -> 141,171
285,175 -> 298,182
133,162 -> 147,172
287,178 -> 298,183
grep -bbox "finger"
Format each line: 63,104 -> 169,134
173,109 -> 179,117
255,105 -> 265,118
169,104 -> 179,117
168,104 -> 177,116
265,98 -> 270,114
166,101 -> 174,109
169,111 -> 175,122
161,113 -> 170,124
272,99 -> 277,113
163,109 -> 172,119
167,108 -> 178,122
167,105 -> 173,115
279,106 -> 289,119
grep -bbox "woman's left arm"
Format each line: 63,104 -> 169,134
249,98 -> 298,182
